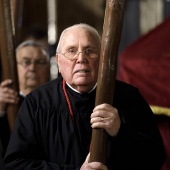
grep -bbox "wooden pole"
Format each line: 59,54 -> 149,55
11,0 -> 24,45
90,0 -> 126,163
0,0 -> 20,132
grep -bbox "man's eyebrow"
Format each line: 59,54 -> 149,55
19,56 -> 30,60
83,45 -> 97,50
64,45 -> 77,51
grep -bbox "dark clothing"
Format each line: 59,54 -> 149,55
0,140 -> 5,170
155,115 -> 170,170
0,96 -> 24,157
0,115 -> 10,156
4,77 -> 165,170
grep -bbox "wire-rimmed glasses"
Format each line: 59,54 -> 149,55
57,48 -> 99,60
17,59 -> 48,68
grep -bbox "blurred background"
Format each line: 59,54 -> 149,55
11,0 -> 170,79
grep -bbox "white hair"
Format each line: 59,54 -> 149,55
56,23 -> 101,53
16,40 -> 50,60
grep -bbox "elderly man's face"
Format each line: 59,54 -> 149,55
17,46 -> 50,94
56,28 -> 100,93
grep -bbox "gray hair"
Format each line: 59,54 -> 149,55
56,23 -> 101,53
16,40 -> 50,60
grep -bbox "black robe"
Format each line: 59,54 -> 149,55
4,76 -> 165,170
0,96 -> 24,156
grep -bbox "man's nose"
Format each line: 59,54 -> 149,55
76,52 -> 87,62
28,62 -> 37,69
77,51 -> 85,56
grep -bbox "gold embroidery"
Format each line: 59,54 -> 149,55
150,105 -> 170,117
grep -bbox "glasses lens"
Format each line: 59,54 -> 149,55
61,48 -> 98,60
18,60 -> 47,67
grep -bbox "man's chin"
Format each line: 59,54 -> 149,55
26,81 -> 39,88
74,77 -> 88,84
73,79 -> 92,87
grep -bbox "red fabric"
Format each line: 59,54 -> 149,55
118,16 -> 170,108
117,16 -> 170,170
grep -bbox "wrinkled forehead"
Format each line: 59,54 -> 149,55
17,46 -> 49,61
60,28 -> 100,50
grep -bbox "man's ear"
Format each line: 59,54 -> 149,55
56,54 -> 59,64
56,54 -> 60,73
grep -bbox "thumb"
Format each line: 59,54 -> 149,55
85,153 -> 90,163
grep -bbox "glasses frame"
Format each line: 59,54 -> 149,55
17,59 -> 48,68
57,48 -> 99,61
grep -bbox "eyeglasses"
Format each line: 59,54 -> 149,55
57,48 -> 99,60
17,59 -> 48,68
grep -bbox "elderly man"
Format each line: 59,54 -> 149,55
0,40 -> 50,154
4,24 -> 165,170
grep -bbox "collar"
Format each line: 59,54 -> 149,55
66,82 -> 97,94
19,91 -> 26,97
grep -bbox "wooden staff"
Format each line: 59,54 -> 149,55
11,0 -> 24,45
90,0 -> 126,163
0,0 -> 20,131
